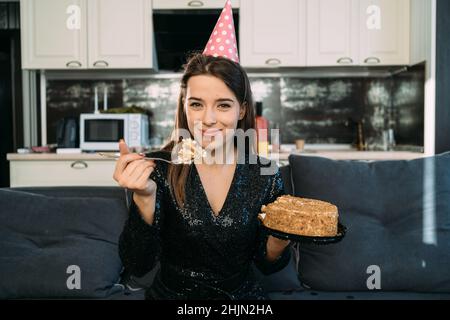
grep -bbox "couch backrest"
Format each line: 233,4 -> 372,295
0,187 -> 129,299
287,152 -> 450,293
279,165 -> 293,195
5,186 -> 126,200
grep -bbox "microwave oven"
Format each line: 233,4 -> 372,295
80,113 -> 150,151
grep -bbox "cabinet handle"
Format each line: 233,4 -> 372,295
93,60 -> 109,68
66,61 -> 82,68
188,1 -> 204,7
265,58 -> 281,66
364,57 -> 381,64
71,161 -> 88,169
337,57 -> 354,64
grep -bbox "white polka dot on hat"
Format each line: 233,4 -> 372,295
202,0 -> 239,63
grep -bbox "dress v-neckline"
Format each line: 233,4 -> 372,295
193,163 -> 239,218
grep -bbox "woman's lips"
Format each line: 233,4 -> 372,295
202,128 -> 222,136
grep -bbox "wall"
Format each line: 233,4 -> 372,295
45,67 -> 425,151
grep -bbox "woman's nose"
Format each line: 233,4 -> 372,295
202,107 -> 217,125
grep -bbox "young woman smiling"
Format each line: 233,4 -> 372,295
114,53 -> 291,300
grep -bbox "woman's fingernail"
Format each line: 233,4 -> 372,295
119,139 -> 124,143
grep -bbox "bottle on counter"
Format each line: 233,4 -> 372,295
271,122 -> 280,153
388,128 -> 396,151
356,121 -> 366,151
255,102 -> 269,156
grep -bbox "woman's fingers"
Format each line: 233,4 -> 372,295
119,160 -> 155,188
128,160 -> 155,181
113,147 -> 156,190
115,153 -> 143,175
113,143 -> 157,197
122,159 -> 146,178
119,139 -> 130,155
113,149 -> 148,182
121,159 -> 150,181
132,165 -> 155,189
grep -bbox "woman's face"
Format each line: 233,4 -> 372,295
184,75 -> 245,151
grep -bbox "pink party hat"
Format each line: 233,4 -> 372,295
203,0 -> 239,63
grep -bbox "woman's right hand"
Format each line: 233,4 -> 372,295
113,139 -> 157,197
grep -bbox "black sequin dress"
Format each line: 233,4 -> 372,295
118,152 -> 291,300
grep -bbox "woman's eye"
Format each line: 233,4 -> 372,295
218,104 -> 231,109
190,103 -> 202,108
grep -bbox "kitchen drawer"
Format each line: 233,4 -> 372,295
152,0 -> 239,9
9,160 -> 118,187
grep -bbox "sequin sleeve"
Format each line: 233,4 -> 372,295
118,163 -> 166,278
253,168 -> 292,275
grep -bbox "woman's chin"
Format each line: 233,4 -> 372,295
202,141 -> 217,151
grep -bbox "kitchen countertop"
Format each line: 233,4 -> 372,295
270,150 -> 427,161
7,150 -> 427,161
7,153 -> 114,161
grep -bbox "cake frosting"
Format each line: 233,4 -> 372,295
259,195 -> 339,237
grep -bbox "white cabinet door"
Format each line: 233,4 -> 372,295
87,0 -> 153,69
20,0 -> 87,69
240,0 -> 306,67
409,0 -> 430,65
359,0 -> 410,65
306,0 -> 359,66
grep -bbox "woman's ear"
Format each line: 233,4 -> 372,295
239,102 -> 247,120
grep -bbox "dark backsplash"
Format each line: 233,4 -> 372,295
46,65 -> 424,150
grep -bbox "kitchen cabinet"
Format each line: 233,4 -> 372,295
242,0 -> 411,68
359,0 -> 410,66
307,0 -> 411,66
20,0 -> 88,69
409,0 -> 432,66
306,0 -> 359,66
21,0 -> 153,70
7,154 -> 117,187
87,0 -> 153,69
152,0 -> 240,9
239,0 -> 307,68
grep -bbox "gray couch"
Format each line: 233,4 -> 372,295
1,152 -> 450,300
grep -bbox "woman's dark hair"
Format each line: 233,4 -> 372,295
161,52 -> 255,208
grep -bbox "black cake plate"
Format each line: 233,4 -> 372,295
261,221 -> 347,245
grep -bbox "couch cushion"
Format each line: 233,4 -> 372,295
0,189 -> 128,299
288,152 -> 450,292
268,290 -> 450,300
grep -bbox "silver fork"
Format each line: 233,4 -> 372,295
97,152 -> 178,164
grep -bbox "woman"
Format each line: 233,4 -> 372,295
114,53 -> 291,300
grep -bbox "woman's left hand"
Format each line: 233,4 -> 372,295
265,235 -> 291,262
267,235 -> 291,249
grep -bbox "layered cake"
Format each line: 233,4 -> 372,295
175,138 -> 207,164
259,195 -> 339,237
